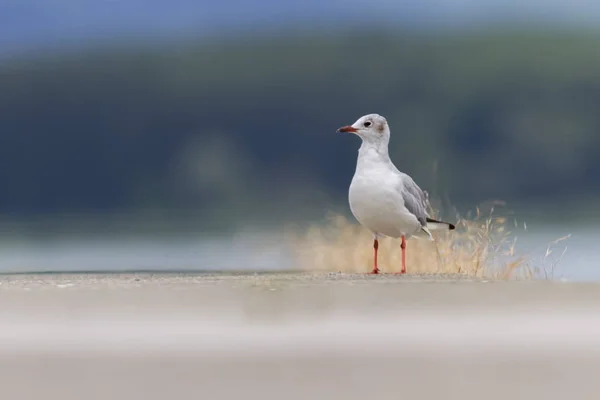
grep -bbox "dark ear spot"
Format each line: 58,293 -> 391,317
376,122 -> 384,134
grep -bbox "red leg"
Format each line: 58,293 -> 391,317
370,239 -> 380,274
400,235 -> 407,274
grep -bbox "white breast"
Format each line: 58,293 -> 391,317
349,167 -> 421,239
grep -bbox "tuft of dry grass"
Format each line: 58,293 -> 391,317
287,202 -> 568,280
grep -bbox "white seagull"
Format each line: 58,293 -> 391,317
337,113 -> 455,274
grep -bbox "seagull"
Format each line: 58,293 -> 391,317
337,113 -> 455,274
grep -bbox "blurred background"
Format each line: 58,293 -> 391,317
0,0 -> 597,277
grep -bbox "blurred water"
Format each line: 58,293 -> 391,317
0,234 -> 289,274
0,225 -> 594,280
510,227 -> 591,281
517,226 -> 599,282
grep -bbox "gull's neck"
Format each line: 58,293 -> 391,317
356,139 -> 392,171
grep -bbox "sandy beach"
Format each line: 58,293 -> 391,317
1,272 -> 600,400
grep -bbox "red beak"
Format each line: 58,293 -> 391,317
337,125 -> 357,133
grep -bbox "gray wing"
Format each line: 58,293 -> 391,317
399,174 -> 430,227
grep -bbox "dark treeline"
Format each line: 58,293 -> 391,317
1,32 -> 600,219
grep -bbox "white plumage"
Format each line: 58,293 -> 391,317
337,113 -> 455,274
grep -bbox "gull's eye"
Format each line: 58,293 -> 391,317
363,121 -> 372,128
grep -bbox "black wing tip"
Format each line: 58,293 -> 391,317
426,217 -> 456,231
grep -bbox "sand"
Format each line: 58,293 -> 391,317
1,272 -> 600,400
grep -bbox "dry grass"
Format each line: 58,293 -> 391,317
288,202 -> 569,280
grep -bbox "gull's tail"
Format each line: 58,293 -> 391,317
416,218 -> 455,241
425,217 -> 456,231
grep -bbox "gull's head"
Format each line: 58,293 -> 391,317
337,113 -> 390,144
